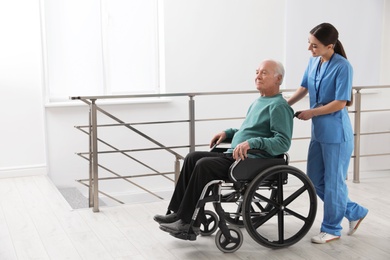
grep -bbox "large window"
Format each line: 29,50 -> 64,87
42,0 -> 160,103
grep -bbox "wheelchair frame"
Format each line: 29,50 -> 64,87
170,149 -> 317,253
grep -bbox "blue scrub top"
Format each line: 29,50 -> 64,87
301,53 -> 354,143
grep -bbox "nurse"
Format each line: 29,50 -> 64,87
288,23 -> 368,244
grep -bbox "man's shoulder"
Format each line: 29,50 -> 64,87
270,95 -> 294,114
268,93 -> 289,104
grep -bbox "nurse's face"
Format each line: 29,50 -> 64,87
307,34 -> 333,58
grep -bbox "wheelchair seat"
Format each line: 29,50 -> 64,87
210,139 -> 288,182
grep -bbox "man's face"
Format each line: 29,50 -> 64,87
255,61 -> 280,93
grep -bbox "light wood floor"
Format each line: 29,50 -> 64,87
1,171 -> 390,260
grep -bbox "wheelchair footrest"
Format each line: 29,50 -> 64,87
170,231 -> 197,241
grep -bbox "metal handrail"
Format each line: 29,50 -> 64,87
71,85 -> 390,212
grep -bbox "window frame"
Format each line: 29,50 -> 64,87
41,0 -> 163,106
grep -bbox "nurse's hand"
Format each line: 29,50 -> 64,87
295,109 -> 316,120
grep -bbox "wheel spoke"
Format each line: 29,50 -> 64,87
251,207 -> 279,229
220,237 -> 230,248
283,185 -> 307,206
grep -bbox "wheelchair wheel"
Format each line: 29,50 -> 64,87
215,225 -> 243,253
242,165 -> 317,249
200,210 -> 219,236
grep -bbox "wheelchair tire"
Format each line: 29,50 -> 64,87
242,165 -> 317,249
215,225 -> 243,253
200,210 -> 219,236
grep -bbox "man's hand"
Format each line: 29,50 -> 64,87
233,141 -> 250,160
209,131 -> 227,148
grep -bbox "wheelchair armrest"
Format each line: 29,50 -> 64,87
211,144 -> 280,159
228,154 -> 288,182
247,149 -> 288,162
211,139 -> 289,164
209,137 -> 233,153
210,147 -> 229,153
247,149 -> 271,157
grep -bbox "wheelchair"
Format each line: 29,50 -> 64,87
170,145 -> 317,253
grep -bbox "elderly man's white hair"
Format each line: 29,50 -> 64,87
267,59 -> 285,85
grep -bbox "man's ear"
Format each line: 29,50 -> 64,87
277,74 -> 283,85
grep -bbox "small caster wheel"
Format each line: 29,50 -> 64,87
200,210 -> 219,236
215,225 -> 243,253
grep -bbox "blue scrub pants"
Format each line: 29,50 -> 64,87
307,139 -> 368,236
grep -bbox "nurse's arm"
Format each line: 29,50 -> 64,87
298,100 -> 347,120
312,100 -> 347,116
287,86 -> 308,106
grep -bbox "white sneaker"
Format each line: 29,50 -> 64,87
311,232 -> 340,244
348,215 -> 366,236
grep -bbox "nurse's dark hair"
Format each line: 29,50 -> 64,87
310,23 -> 347,59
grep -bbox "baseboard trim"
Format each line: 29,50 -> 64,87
0,164 -> 47,178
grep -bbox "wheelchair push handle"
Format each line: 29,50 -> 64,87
294,111 -> 301,118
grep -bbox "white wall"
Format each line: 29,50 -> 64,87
284,0 -> 384,87
42,0 -> 104,101
381,0 -> 390,84
1,0 -> 389,203
0,0 -> 46,177
283,0 -> 390,174
163,0 -> 285,92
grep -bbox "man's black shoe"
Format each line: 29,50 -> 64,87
170,231 -> 197,241
153,213 -> 178,224
159,219 -> 200,235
